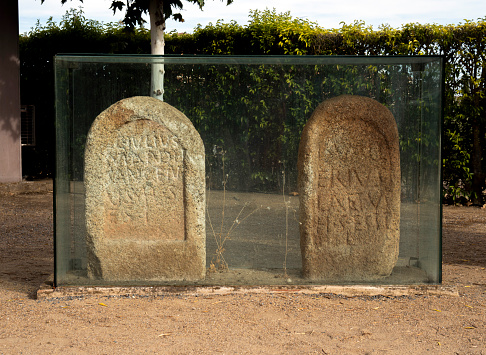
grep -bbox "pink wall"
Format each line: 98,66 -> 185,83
0,1 -> 22,182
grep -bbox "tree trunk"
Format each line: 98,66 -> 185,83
150,0 -> 165,101
470,66 -> 486,206
471,116 -> 485,205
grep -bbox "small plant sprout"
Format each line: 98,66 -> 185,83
207,145 -> 260,271
208,200 -> 260,271
282,169 -> 289,278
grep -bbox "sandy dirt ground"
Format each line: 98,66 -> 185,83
0,185 -> 485,354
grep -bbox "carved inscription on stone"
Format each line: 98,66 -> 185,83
298,95 -> 400,281
316,121 -> 392,246
103,120 -> 185,241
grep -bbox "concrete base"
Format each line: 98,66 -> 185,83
37,275 -> 458,300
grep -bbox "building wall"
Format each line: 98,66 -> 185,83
0,1 -> 22,182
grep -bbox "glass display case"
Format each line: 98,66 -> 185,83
54,55 -> 443,286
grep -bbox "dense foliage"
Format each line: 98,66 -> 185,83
19,9 -> 486,204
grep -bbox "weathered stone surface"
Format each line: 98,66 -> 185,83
298,95 -> 400,281
84,96 -> 205,282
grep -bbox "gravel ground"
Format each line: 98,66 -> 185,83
0,183 -> 485,354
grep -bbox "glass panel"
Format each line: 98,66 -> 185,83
54,55 -> 443,286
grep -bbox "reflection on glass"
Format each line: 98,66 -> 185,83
55,55 -> 442,286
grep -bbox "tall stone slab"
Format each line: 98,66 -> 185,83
84,96 -> 205,282
298,95 -> 400,281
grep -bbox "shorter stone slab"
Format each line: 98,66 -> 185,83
84,96 -> 205,282
298,95 -> 400,281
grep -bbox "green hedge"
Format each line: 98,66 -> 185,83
19,9 -> 486,204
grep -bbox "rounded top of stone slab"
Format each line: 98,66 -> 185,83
301,94 -> 399,146
87,96 -> 203,153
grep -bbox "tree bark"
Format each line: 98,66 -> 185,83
150,0 -> 165,101
470,65 -> 486,205
471,116 -> 485,205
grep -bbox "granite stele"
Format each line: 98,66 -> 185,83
298,95 -> 401,281
84,96 -> 206,282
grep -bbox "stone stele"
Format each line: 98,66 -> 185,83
84,96 -> 205,282
298,95 -> 400,281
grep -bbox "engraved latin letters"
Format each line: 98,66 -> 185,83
102,119 -> 185,241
